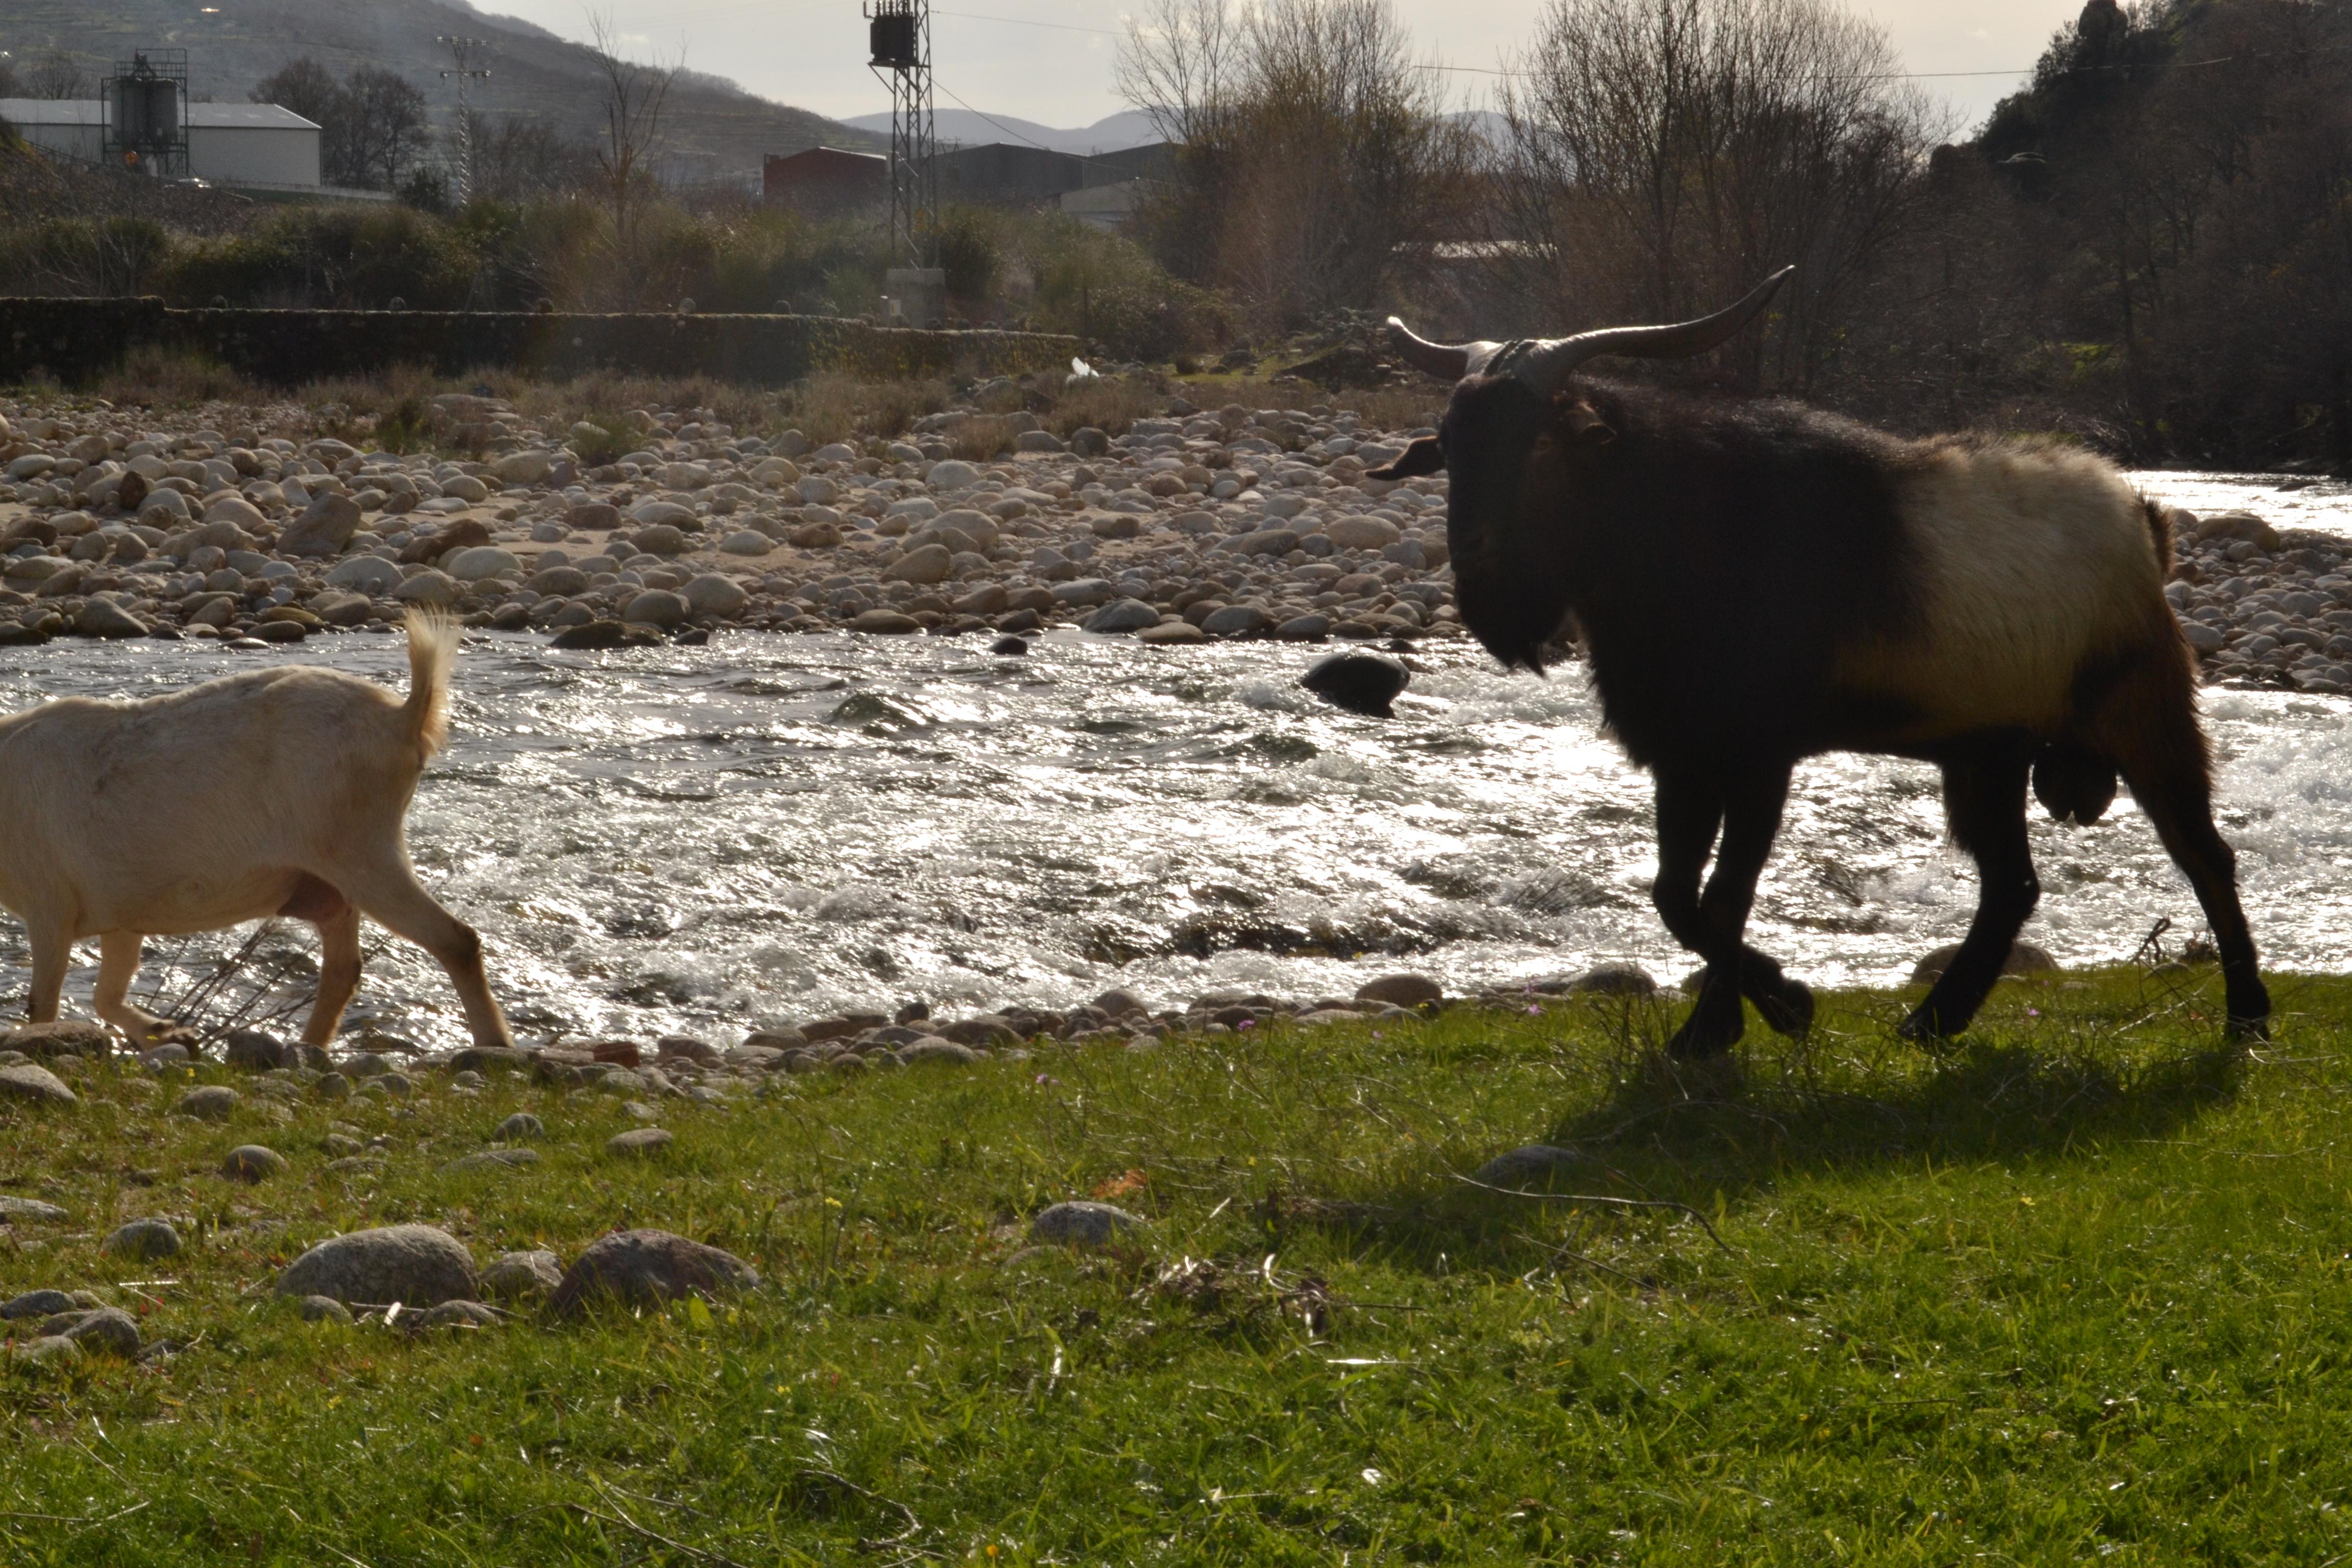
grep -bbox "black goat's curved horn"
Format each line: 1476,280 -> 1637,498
1385,317 -> 1506,382
1513,266 -> 1794,393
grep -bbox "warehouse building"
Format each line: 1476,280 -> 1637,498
0,99 -> 323,189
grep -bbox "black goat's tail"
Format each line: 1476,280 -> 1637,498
2033,742 -> 2119,826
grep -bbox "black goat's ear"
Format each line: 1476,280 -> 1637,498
1561,403 -> 1615,449
1367,435 -> 1446,479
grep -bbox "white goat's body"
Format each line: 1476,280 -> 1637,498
1838,439 -> 2174,744
0,618 -> 510,1051
0,668 -> 420,937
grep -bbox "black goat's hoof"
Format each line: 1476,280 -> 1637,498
2225,1012 -> 2271,1042
1895,1008 -> 1954,1045
1665,1013 -> 1744,1062
1756,978 -> 1813,1037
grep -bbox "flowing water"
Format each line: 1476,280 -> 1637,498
0,476 -> 2345,1049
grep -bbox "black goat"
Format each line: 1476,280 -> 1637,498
1373,271 -> 2269,1056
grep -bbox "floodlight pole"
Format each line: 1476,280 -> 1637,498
437,35 -> 492,204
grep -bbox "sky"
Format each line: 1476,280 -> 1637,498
476,0 -> 2089,136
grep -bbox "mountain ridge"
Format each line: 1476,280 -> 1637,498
1,0 -> 879,177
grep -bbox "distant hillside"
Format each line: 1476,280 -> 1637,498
840,108 -> 1160,155
0,0 -> 878,178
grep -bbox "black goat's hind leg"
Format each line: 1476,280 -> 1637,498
1902,748 -> 2038,1041
2114,727 -> 2271,1038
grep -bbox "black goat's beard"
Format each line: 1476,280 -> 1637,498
1452,558 -> 1570,676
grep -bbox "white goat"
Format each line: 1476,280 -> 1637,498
0,613 -> 512,1051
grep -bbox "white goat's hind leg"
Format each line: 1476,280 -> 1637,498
304,905 -> 364,1048
24,922 -> 69,1023
337,862 -> 512,1048
93,931 -> 179,1044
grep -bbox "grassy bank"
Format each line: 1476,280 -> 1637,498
5,968 -> 2351,1563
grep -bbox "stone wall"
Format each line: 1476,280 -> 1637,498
0,298 -> 1079,388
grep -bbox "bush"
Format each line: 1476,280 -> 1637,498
0,216 -> 175,296
162,205 -> 477,309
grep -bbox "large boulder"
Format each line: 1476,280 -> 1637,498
547,1229 -> 759,1318
0,1064 -> 76,1106
274,1224 -> 477,1307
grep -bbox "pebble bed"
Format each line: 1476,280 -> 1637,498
0,391 -> 1458,651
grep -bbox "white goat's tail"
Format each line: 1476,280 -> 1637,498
403,610 -> 458,760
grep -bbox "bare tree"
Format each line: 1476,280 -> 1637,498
462,110 -> 598,201
340,67 -> 431,190
586,10 -> 680,309
1119,0 -> 1478,333
23,52 -> 90,100
1494,0 -> 1945,391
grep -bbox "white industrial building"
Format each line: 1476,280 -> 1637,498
0,99 -> 322,189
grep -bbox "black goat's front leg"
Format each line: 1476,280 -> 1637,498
1902,746 -> 2038,1041
1653,767 -> 1799,1059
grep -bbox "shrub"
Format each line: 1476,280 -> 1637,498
162,205 -> 477,309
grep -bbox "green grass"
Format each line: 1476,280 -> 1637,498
4,968 -> 2351,1564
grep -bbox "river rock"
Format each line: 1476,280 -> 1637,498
682,574 -> 748,616
623,590 -> 688,627
1571,962 -> 1656,995
719,530 -> 773,556
445,546 -> 521,582
223,1144 -> 288,1181
492,450 -> 552,486
393,569 -> 459,607
0,1197 -> 69,1222
75,598 -> 148,638
925,459 -> 981,489
1084,598 -> 1160,633
445,1148 -> 539,1172
480,1249 -> 564,1301
550,619 -> 663,650
527,565 -> 591,596
548,1229 -> 760,1318
414,1300 -> 500,1331
298,1294 -> 354,1324
1302,652 -> 1408,716
177,1085 -> 239,1120
398,518 -> 491,563
1201,603 -> 1271,636
632,524 -> 691,556
886,543 -> 953,584
571,501 -> 622,530
204,495 -> 268,532
1,1290 -> 78,1319
1909,941 -> 2060,987
48,1306 -> 140,1358
102,1218 -> 182,1260
1355,973 -> 1442,1008
1471,1144 -> 1591,1188
496,1111 -> 545,1141
607,1127 -> 673,1156
274,1223 -> 477,1307
6,1020 -> 112,1059
1327,514 -> 1403,549
1029,1200 -> 1143,1249
327,554 -> 403,594
850,608 -> 922,634
279,493 -> 364,557
1138,620 -> 1206,645
899,1038 -> 982,1066
0,1065 -> 77,1106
